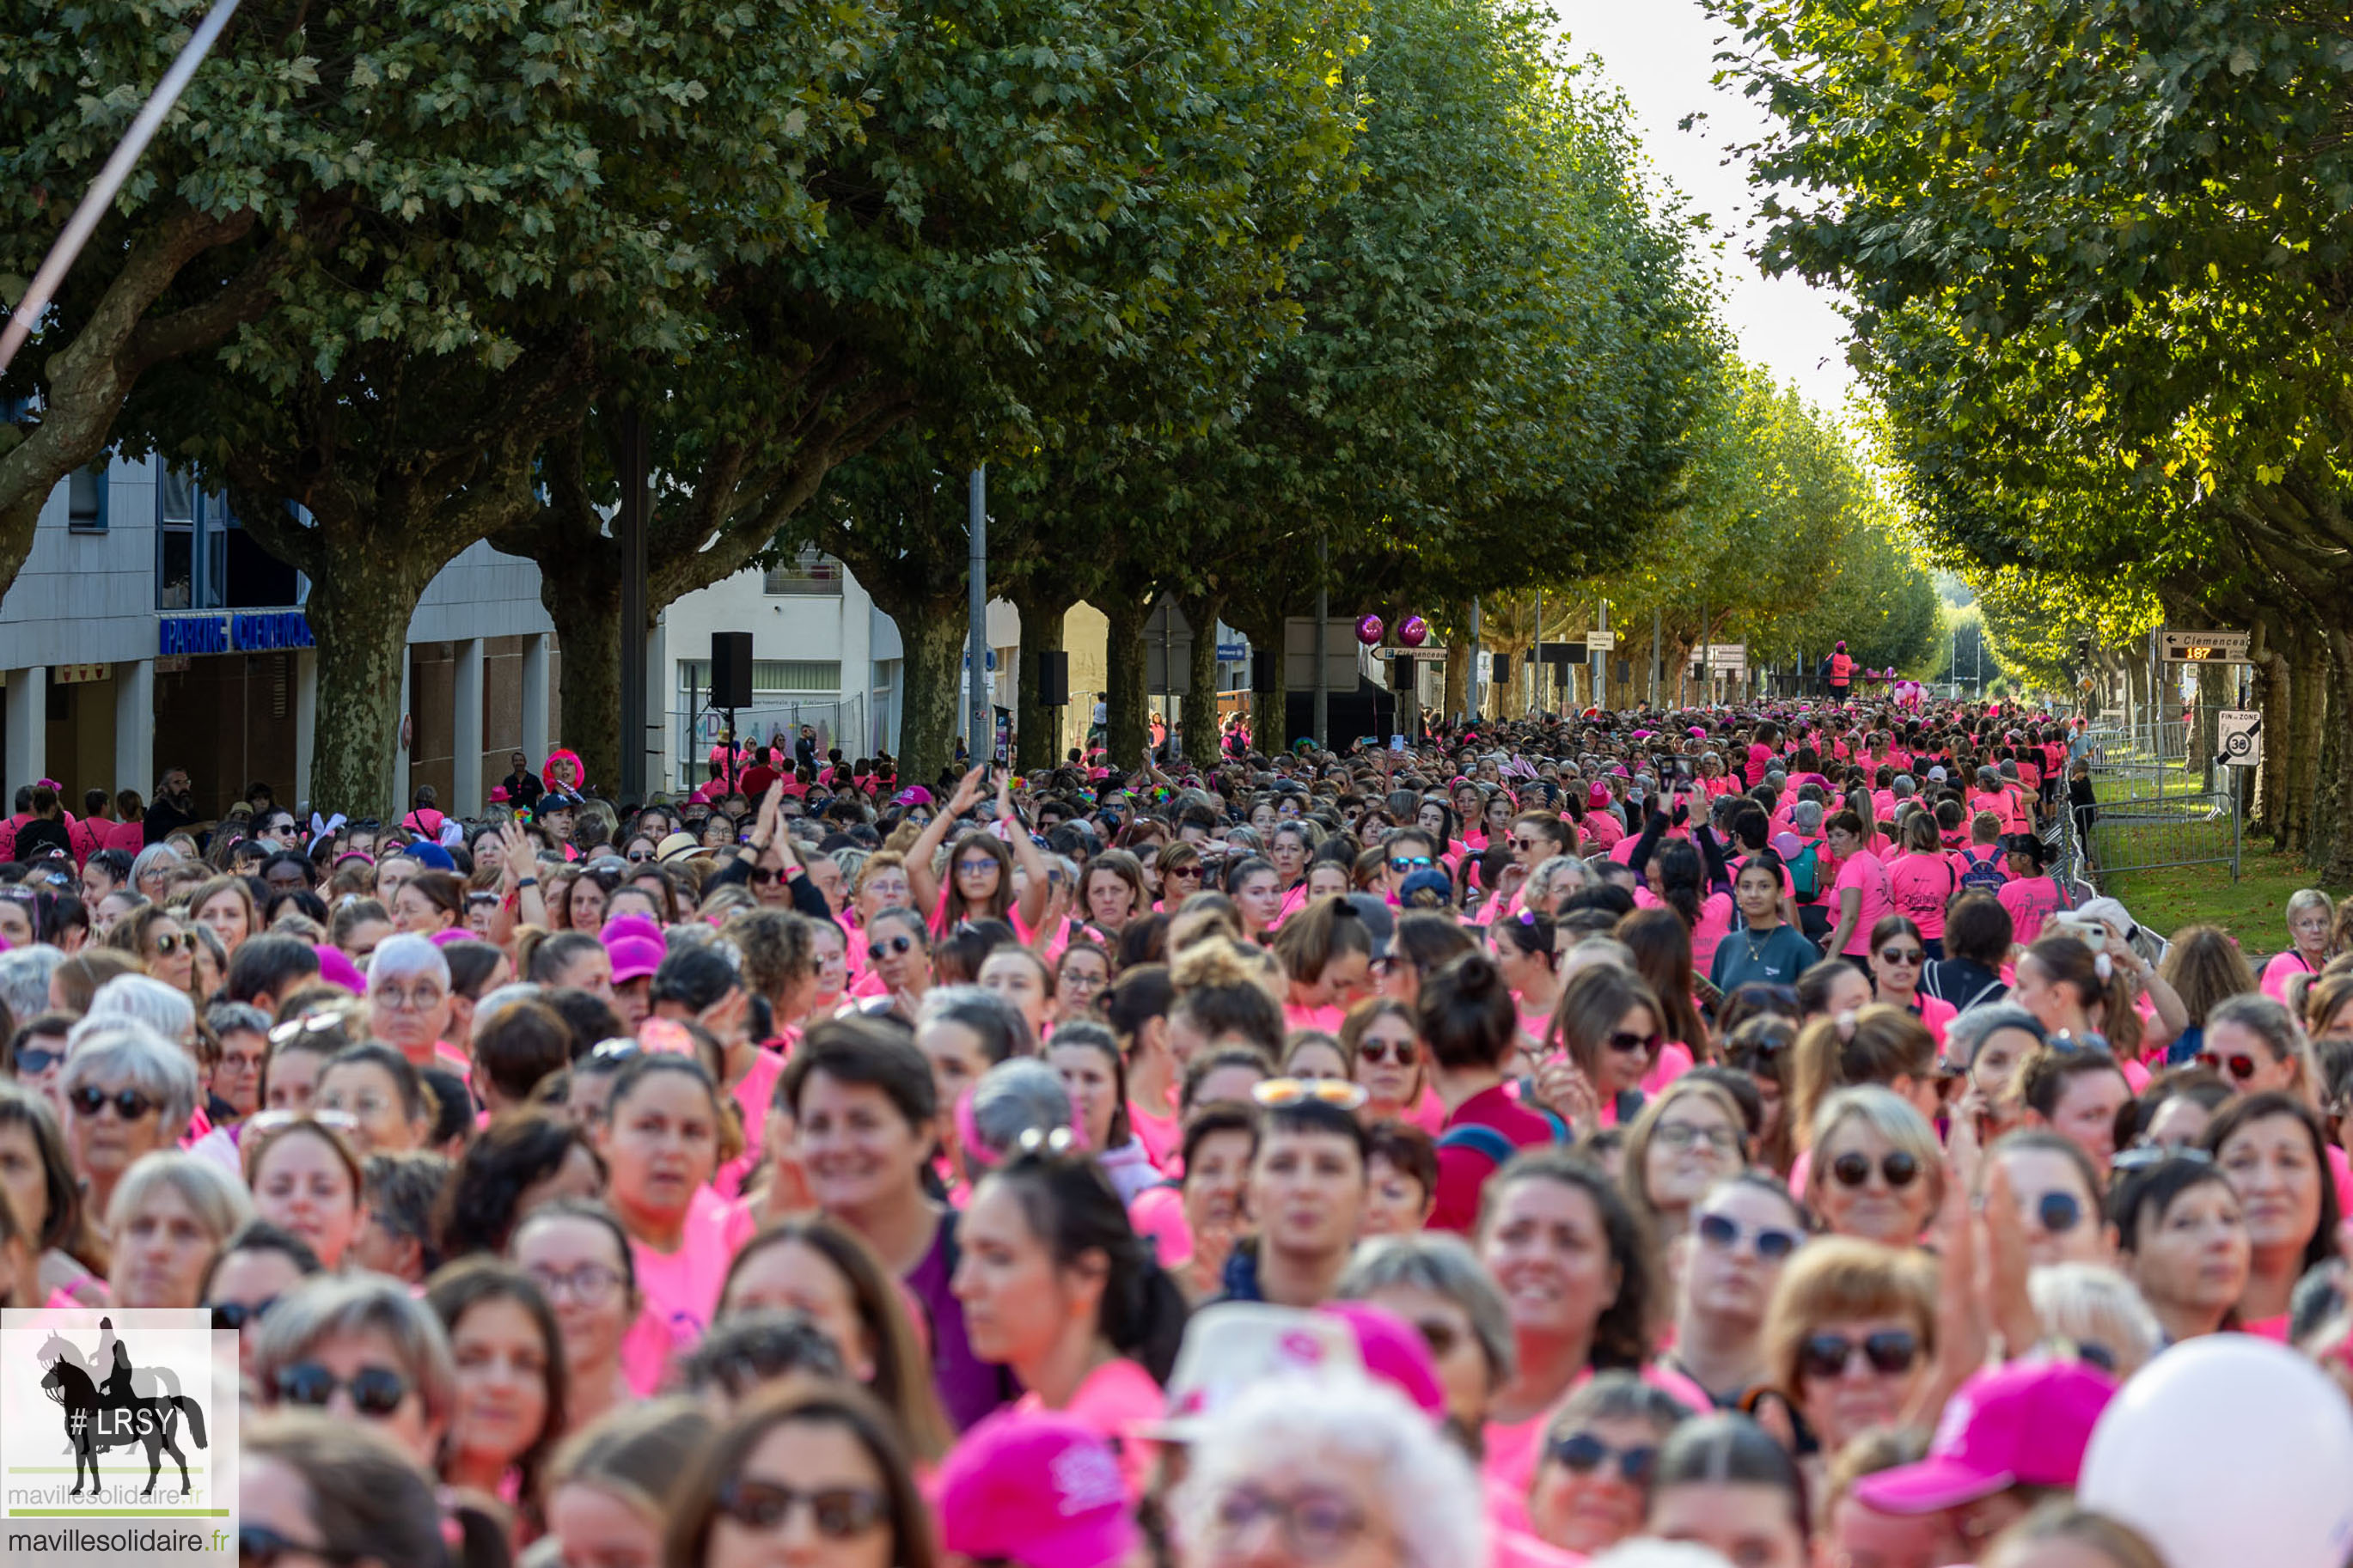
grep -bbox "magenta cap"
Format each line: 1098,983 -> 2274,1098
932,1409 -> 1139,1568
1854,1358 -> 2115,1516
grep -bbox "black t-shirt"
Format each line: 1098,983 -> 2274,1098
10,817 -> 70,862
144,795 -> 199,845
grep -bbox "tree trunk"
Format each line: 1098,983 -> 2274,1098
1104,594 -> 1150,767
885,594 -> 967,791
1182,591 -> 1226,772
2251,632 -> 2286,843
2284,626 -> 2327,859
305,568 -> 432,821
1443,637 -> 1469,723
2313,629 -> 2353,885
1011,589 -> 1068,774
1235,608 -> 1288,754
540,558 -> 625,794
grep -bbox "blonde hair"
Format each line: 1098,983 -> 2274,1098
1763,1236 -> 1937,1396
1621,1077 -> 1746,1237
2028,1263 -> 2161,1382
1804,1085 -> 1946,1218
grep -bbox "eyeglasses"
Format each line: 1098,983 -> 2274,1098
1013,1126 -> 1079,1156
714,1477 -> 889,1540
269,1013 -> 345,1047
1546,1431 -> 1659,1486
2112,1144 -> 2214,1172
1877,947 -> 1925,966
1511,837 -> 1542,851
626,849 -> 656,862
70,1086 -> 156,1121
955,859 -> 999,877
1210,1483 -> 1372,1563
867,934 -> 917,961
528,1261 -> 622,1305
1695,1211 -> 1802,1260
374,984 -> 446,1012
1654,1121 -> 1740,1154
2027,1190 -> 2083,1233
1799,1329 -> 1921,1382
1357,1037 -> 1417,1067
1605,1030 -> 1659,1057
1252,1077 -> 1370,1111
211,1298 -> 278,1332
1830,1149 -> 1921,1189
272,1361 -> 411,1418
239,1523 -> 360,1568
1388,855 -> 1434,873
2197,1050 -> 2261,1081
14,1045 -> 61,1075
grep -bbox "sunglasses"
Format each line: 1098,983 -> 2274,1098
272,1361 -> 410,1418
1877,947 -> 1925,966
1547,1431 -> 1659,1486
70,1086 -> 156,1120
1511,837 -> 1542,851
1830,1149 -> 1921,1189
955,859 -> 999,877
14,1045 -> 61,1075
1605,1030 -> 1659,1057
749,867 -> 782,886
2112,1144 -> 2214,1172
626,849 -> 656,863
714,1477 -> 888,1539
239,1524 -> 360,1568
1799,1328 -> 1921,1382
1696,1211 -> 1802,1260
1252,1077 -> 1370,1111
867,934 -> 917,962
1357,1037 -> 1418,1067
149,932 -> 194,955
211,1297 -> 277,1332
1388,856 -> 1434,873
2197,1051 -> 2260,1081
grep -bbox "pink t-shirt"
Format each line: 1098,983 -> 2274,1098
2262,949 -> 2319,1004
1128,1181 -> 1189,1266
626,1186 -> 734,1381
1999,876 -> 2064,946
1284,1002 -> 1348,1035
1014,1357 -> 1165,1498
1834,851 -> 1893,955
1482,1361 -> 1714,1514
1128,1097 -> 1182,1171
1886,853 -> 1957,940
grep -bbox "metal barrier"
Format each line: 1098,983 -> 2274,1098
669,698 -> 873,792
2067,785 -> 2240,893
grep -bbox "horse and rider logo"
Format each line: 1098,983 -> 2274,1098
35,1316 -> 208,1497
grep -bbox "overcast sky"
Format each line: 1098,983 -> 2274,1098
1548,0 -> 1856,415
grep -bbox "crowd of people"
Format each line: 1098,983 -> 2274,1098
4,699 -> 2350,1568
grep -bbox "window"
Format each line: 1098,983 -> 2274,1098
65,465 -> 106,532
678,659 -> 843,699
156,470 -> 289,609
762,546 -> 845,595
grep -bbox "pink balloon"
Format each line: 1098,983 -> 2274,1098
1398,615 -> 1429,648
1356,613 -> 1384,646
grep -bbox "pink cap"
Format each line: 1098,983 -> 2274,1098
427,928 -> 472,949
932,1409 -> 1139,1568
1320,1302 -> 1445,1421
1854,1359 -> 2115,1515
606,934 -> 665,985
1586,783 -> 1611,807
598,913 -> 665,949
313,944 -> 367,995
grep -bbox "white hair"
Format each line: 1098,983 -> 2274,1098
84,973 -> 197,1045
60,1020 -> 201,1132
1590,1545 -> 1738,1568
2030,1262 -> 2162,1382
367,931 -> 449,989
1174,1377 -> 1482,1568
0,945 -> 63,1022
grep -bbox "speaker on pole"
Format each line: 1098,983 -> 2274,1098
711,631 -> 755,711
1390,656 -> 1414,692
1033,650 -> 1070,708
1251,650 -> 1277,695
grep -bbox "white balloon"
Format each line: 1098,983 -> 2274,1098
2079,1335 -> 2353,1568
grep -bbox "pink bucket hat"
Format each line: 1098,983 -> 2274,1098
931,1409 -> 1139,1568
1854,1358 -> 2115,1515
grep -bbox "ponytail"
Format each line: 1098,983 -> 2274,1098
1415,950 -> 1518,1073
1787,1003 -> 1936,1148
993,1151 -> 1191,1384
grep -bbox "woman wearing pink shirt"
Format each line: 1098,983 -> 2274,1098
1865,916 -> 1955,1047
1883,813 -> 1959,961
595,1054 -> 730,1364
1272,894 -> 1378,1031
2259,888 -> 2337,1002
1822,810 -> 1893,966
953,1145 -> 1179,1494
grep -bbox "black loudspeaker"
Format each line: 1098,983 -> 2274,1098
1033,650 -> 1070,707
1251,650 -> 1277,695
1390,656 -> 1414,692
711,631 -> 755,710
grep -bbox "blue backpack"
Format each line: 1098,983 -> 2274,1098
1957,845 -> 2008,895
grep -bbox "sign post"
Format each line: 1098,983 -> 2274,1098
2160,630 -> 2252,663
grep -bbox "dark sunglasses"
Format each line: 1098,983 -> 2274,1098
1877,947 -> 1925,966
626,849 -> 656,862
1830,1149 -> 1921,1189
714,1477 -> 888,1539
1695,1211 -> 1802,1260
749,867 -> 783,886
149,932 -> 194,955
272,1361 -> 410,1417
866,934 -> 917,962
239,1524 -> 360,1568
1799,1329 -> 1920,1382
70,1086 -> 156,1120
1605,1030 -> 1658,1057
14,1045 -> 61,1075
1548,1431 -> 1658,1486
211,1297 -> 277,1332
2197,1051 -> 2260,1081
1357,1037 -> 1418,1067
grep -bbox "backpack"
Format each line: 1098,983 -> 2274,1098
1439,1111 -> 1571,1168
1957,845 -> 2008,895
1785,838 -> 1824,900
